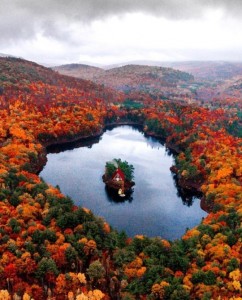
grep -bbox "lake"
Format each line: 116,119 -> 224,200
40,125 -> 207,240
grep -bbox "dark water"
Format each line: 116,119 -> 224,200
40,126 -> 207,240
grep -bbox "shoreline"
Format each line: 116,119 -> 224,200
35,122 -> 205,204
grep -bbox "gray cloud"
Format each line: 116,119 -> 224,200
7,0 -> 242,19
1,0 -> 242,42
1,0 -> 242,64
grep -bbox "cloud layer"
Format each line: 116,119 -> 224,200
1,0 -> 242,42
1,0 -> 242,64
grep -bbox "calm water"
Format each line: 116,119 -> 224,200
40,126 -> 206,240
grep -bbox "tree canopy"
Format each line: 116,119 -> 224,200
105,158 -> 135,181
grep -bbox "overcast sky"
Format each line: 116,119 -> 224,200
1,0 -> 242,65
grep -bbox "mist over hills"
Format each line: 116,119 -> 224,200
53,60 -> 242,102
2,56 -> 242,103
54,60 -> 242,81
0,52 -> 17,58
53,63 -> 194,101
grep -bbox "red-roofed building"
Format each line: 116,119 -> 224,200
112,168 -> 125,181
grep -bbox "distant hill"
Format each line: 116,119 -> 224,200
53,63 -> 105,81
160,61 -> 242,81
213,77 -> 242,101
0,52 -> 20,58
0,53 -> 13,57
54,63 -> 193,86
0,57 -> 122,104
54,63 -> 194,101
228,78 -> 242,90
99,64 -> 193,86
0,57 -> 60,85
102,60 -> 242,81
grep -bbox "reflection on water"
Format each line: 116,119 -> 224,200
105,186 -> 134,203
172,173 -> 203,207
47,136 -> 101,153
40,125 -> 207,240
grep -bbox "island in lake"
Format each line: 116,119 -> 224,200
102,158 -> 135,197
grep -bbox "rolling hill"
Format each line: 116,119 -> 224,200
53,63 -> 105,81
0,57 -> 123,105
161,61 -> 242,81
54,63 -> 195,101
0,55 -> 241,299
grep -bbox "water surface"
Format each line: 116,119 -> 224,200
40,126 -> 206,240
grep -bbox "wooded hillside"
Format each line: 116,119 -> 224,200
0,57 -> 241,299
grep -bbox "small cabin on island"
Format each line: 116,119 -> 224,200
102,162 -> 135,197
111,168 -> 125,182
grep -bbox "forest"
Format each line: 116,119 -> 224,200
0,57 -> 241,299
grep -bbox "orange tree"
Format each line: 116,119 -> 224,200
0,57 -> 241,299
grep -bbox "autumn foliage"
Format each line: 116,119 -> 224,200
0,57 -> 241,299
